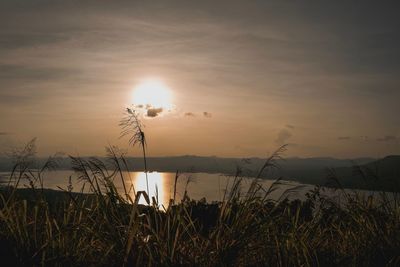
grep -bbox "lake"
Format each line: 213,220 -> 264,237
0,171 -> 383,207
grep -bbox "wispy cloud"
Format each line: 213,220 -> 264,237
184,112 -> 195,117
0,2 -> 399,157
275,128 -> 292,145
376,135 -> 398,142
203,112 -> 212,118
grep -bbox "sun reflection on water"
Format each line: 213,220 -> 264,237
131,172 -> 168,206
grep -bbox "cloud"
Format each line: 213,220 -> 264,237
134,104 -> 167,117
0,33 -> 68,50
0,64 -> 79,81
275,129 -> 292,145
0,132 -> 9,136
203,112 -> 212,118
376,135 -> 398,142
286,124 -> 295,129
146,108 -> 163,117
337,136 -> 371,141
0,1 -> 399,157
287,142 -> 299,147
184,112 -> 195,117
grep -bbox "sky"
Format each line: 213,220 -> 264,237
0,1 -> 399,158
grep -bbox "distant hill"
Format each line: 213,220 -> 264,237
1,154 -> 399,191
0,154 -> 375,181
0,154 -> 374,173
331,155 -> 400,192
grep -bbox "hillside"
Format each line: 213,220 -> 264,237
331,155 -> 400,191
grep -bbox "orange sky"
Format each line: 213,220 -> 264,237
0,1 -> 399,158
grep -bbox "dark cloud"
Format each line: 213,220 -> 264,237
203,112 -> 212,118
286,124 -> 295,129
0,132 -> 9,136
376,135 -> 398,142
184,112 -> 195,117
147,108 -> 163,117
133,104 -> 167,118
275,129 -> 292,145
337,136 -> 374,142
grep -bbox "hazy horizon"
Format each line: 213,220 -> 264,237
1,1 -> 399,158
0,151 -> 382,161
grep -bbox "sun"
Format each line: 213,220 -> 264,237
132,79 -> 173,109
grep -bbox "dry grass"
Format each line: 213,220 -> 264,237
0,111 -> 399,266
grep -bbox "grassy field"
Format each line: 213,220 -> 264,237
0,111 -> 399,266
0,150 -> 399,266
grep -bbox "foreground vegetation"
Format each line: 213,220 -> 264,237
0,111 -> 399,266
0,150 -> 399,266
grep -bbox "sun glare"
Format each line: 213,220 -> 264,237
133,79 -> 173,109
132,172 -> 167,206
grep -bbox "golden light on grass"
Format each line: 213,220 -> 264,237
132,78 -> 173,110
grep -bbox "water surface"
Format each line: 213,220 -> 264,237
1,171 -> 386,207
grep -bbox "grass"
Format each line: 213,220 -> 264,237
0,110 -> 399,266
